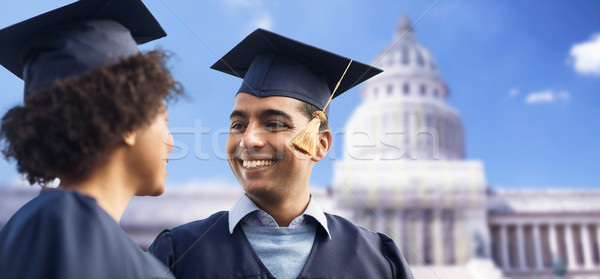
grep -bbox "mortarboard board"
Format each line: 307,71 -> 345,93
211,28 -> 383,156
0,0 -> 166,95
210,28 -> 382,113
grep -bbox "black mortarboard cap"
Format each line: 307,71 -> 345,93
0,0 -> 166,95
211,28 -> 382,112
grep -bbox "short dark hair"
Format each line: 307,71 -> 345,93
0,50 -> 183,186
299,101 -> 329,131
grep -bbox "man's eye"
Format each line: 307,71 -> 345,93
230,123 -> 245,130
266,122 -> 288,129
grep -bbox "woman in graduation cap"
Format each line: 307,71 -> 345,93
0,1 -> 181,278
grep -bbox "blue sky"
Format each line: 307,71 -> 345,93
0,0 -> 599,189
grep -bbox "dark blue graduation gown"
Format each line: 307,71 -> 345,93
0,190 -> 174,279
149,211 -> 413,279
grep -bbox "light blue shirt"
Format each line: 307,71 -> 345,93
228,194 -> 331,239
228,194 -> 331,279
241,224 -> 316,279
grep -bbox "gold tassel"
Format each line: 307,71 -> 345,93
290,59 -> 353,156
291,111 -> 327,156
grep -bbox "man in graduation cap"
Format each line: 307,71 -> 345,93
0,0 -> 181,278
148,29 -> 413,279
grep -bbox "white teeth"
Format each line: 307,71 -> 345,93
242,160 -> 275,169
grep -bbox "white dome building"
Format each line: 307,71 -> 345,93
331,15 -> 600,279
346,15 -> 464,161
332,15 -> 498,277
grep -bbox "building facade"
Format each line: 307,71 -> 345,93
331,15 -> 600,279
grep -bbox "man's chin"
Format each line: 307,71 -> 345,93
242,183 -> 269,195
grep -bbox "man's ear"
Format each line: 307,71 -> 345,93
122,131 -> 137,147
312,130 -> 332,162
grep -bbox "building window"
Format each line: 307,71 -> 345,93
403,83 -> 410,95
420,85 -> 426,96
416,50 -> 425,67
401,47 -> 409,65
387,84 -> 394,95
425,114 -> 433,127
433,89 -> 439,98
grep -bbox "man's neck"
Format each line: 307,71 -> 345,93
247,191 -> 311,227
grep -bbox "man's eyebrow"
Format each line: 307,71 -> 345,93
259,109 -> 292,121
229,110 -> 247,120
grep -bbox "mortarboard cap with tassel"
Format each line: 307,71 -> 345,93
211,28 -> 382,156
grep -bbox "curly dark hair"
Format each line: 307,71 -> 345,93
0,50 -> 183,186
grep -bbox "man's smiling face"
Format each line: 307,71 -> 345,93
226,93 -> 317,198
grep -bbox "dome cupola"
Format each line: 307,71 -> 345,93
343,15 -> 464,161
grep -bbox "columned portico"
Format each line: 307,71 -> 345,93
515,224 -> 527,269
489,214 -> 600,277
352,207 -> 481,267
548,223 -> 560,264
565,224 -> 578,269
500,225 -> 510,269
581,224 -> 594,269
454,210 -> 468,265
532,224 -> 543,270
413,210 -> 424,265
432,209 -> 444,265
597,224 -> 600,267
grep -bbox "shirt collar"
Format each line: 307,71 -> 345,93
228,194 -> 331,239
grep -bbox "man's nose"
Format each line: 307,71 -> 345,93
239,123 -> 265,149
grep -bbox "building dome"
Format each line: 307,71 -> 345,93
343,15 -> 465,161
366,15 -> 445,96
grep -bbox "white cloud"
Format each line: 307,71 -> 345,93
525,90 -> 570,105
569,33 -> 600,76
250,12 -> 273,30
509,88 -> 518,98
219,0 -> 274,31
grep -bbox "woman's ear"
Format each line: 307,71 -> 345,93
312,130 -> 332,162
122,131 -> 137,147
